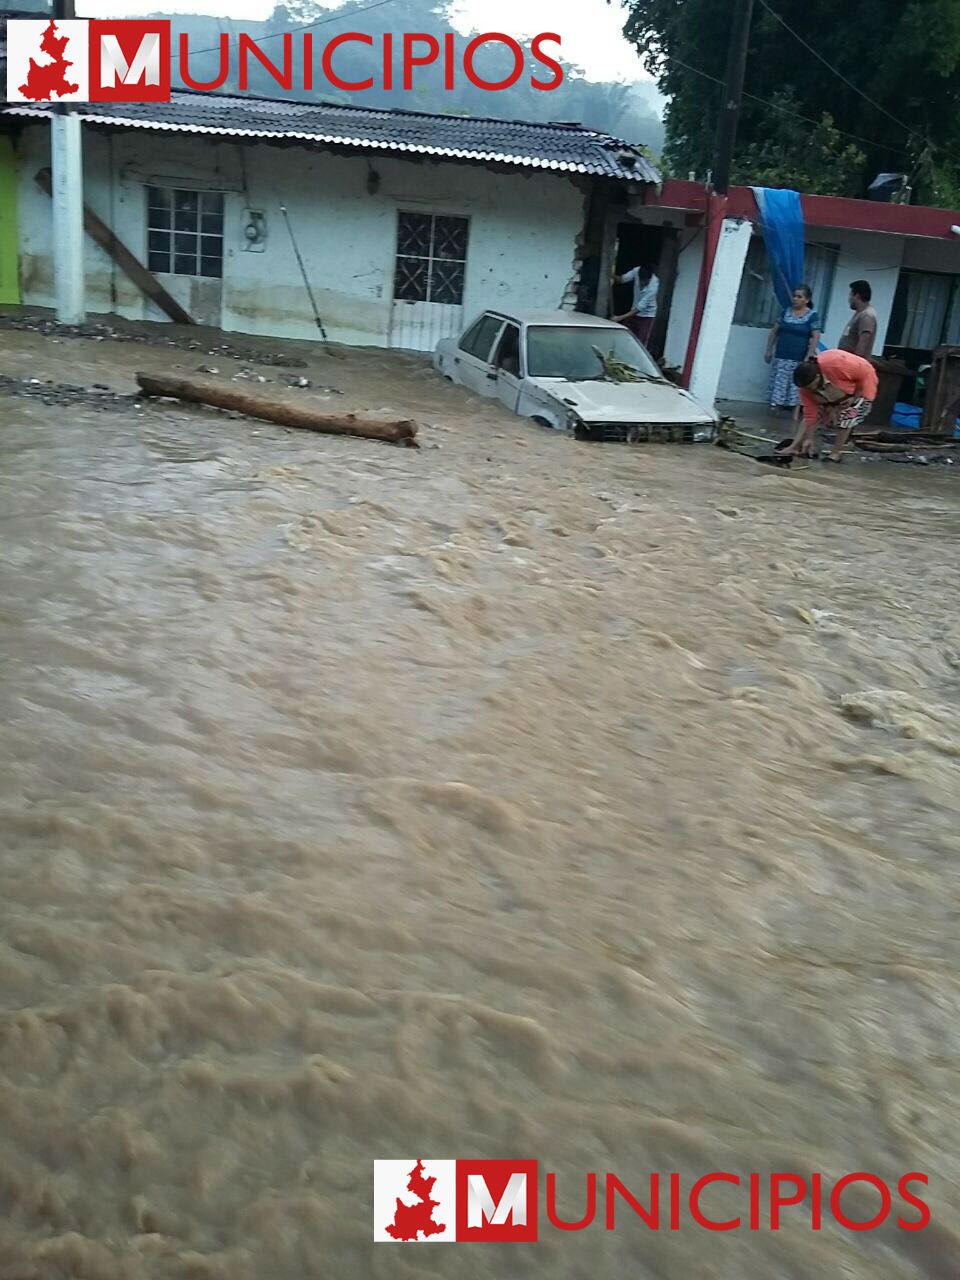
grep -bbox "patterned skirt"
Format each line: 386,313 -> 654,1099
831,398 -> 873,430
769,357 -> 799,408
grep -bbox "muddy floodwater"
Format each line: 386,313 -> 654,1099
1,324 -> 959,1279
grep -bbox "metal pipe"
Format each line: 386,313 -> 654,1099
279,203 -> 331,347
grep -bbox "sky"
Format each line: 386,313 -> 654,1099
76,0 -> 654,85
447,0 -> 649,83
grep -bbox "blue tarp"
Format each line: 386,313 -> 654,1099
890,402 -> 923,429
890,401 -> 960,437
751,187 -> 805,311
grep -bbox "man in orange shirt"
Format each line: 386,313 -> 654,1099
783,349 -> 879,463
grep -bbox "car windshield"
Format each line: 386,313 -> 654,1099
525,326 -> 664,381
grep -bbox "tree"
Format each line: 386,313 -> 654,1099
618,0 -> 960,204
732,91 -> 865,196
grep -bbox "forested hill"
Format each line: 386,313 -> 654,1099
164,0 -> 664,154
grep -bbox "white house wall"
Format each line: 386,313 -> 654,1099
15,123 -> 588,346
901,237 -> 960,273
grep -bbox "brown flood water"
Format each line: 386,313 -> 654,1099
1,326 -> 959,1279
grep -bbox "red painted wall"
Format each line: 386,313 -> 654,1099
650,180 -> 960,241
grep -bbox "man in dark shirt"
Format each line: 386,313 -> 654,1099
838,280 -> 878,357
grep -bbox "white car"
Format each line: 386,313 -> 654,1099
434,309 -> 717,443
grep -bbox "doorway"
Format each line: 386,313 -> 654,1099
610,221 -> 677,362
389,210 -> 469,352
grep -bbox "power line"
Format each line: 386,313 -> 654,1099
755,0 -> 925,146
172,0 -> 402,63
669,54 -> 912,157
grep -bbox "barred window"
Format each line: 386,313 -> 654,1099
733,237 -> 838,328
147,186 -> 224,279
887,270 -> 960,349
394,211 -> 469,305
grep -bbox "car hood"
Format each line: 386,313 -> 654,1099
537,378 -> 717,425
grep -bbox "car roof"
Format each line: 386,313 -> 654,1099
481,310 -> 625,329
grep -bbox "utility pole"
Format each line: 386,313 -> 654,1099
712,0 -> 755,195
681,0 -> 754,386
51,0 -> 86,324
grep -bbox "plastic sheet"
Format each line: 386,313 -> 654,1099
750,187 -> 805,310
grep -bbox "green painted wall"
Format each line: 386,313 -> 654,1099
0,136 -> 20,305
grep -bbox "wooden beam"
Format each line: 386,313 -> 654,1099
35,166 -> 195,325
135,371 -> 419,445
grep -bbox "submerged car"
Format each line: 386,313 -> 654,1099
434,310 -> 718,443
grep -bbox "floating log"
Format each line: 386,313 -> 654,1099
135,372 -> 419,444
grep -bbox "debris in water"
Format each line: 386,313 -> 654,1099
0,375 -> 136,411
839,690 -> 960,756
0,314 -> 307,366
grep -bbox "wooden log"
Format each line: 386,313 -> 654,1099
35,168 -> 195,326
135,371 -> 419,444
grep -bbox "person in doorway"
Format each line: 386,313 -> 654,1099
764,284 -> 821,414
783,349 -> 878,463
613,264 -> 659,347
838,280 -> 878,357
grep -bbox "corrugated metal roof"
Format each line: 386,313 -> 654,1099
5,91 -> 660,183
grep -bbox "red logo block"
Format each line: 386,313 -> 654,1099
374,1159 -> 539,1242
88,20 -> 170,102
7,19 -> 88,102
456,1160 -> 539,1242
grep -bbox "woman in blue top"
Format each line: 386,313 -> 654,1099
764,285 -> 822,413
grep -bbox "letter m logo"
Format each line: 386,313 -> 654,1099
455,1161 -> 538,1242
89,20 -> 170,102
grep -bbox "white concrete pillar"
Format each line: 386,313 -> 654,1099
52,111 -> 85,324
688,216 -> 752,408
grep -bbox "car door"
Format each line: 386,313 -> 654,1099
491,321 -> 523,413
453,312 -> 506,396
